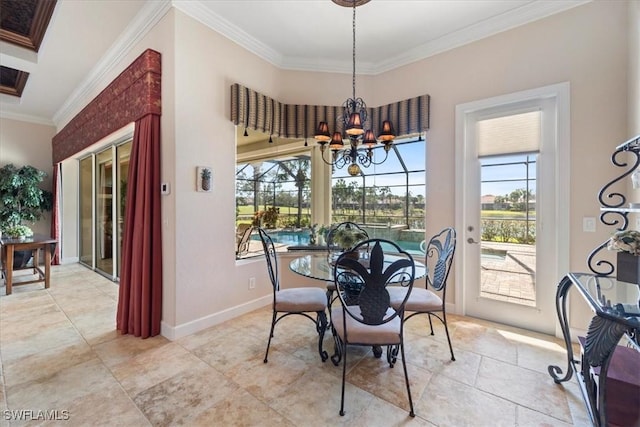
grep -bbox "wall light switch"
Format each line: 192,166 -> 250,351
583,217 -> 596,232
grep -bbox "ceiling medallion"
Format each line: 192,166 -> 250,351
331,0 -> 371,7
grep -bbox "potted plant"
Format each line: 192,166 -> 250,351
607,229 -> 640,283
0,164 -> 53,267
317,224 -> 329,245
262,207 -> 279,229
4,224 -> 34,241
309,223 -> 318,245
333,227 -> 368,252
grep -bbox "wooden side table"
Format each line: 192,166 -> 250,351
0,234 -> 57,295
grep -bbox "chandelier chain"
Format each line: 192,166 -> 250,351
352,3 -> 356,101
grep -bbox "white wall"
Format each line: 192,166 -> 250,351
630,0 -> 640,137
0,118 -> 56,236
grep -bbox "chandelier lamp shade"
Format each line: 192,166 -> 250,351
315,0 -> 395,176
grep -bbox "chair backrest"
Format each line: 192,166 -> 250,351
425,227 -> 456,293
334,239 -> 415,326
236,225 -> 254,257
326,222 -> 368,251
257,227 -> 279,291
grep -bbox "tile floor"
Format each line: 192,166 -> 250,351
0,263 -> 589,426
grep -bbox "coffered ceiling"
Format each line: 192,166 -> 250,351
0,0 -> 589,127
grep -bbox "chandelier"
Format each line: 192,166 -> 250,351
314,0 -> 395,177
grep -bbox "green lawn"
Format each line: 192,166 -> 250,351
481,210 -> 536,219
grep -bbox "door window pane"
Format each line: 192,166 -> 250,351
95,148 -> 113,276
79,157 -> 93,266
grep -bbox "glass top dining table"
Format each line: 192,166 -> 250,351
289,251 -> 427,282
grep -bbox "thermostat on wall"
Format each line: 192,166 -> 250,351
161,182 -> 170,195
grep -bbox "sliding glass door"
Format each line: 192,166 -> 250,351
78,140 -> 131,280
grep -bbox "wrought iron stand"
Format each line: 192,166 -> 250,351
549,273 -> 639,426
549,134 -> 640,427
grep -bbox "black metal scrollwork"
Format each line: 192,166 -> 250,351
587,135 -> 640,275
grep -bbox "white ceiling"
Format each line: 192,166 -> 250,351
0,0 -> 589,127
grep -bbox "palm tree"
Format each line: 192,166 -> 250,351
276,158 -> 310,227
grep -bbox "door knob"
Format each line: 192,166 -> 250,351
467,237 -> 479,244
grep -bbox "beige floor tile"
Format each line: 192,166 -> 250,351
192,328 -> 265,373
269,366 -> 376,425
516,405 -> 574,426
476,357 -> 572,423
354,395 -> 436,426
175,321 -> 239,351
45,381 -> 150,427
191,387 -> 296,426
2,341 -> 94,388
224,348 -> 310,403
92,333 -> 169,368
110,342 -> 204,397
404,330 -> 481,386
0,322 -> 84,364
346,352 -> 432,413
0,309 -> 69,343
65,305 -> 119,346
133,363 -> 238,426
452,319 -> 518,364
5,358 -> 118,412
415,373 -> 517,426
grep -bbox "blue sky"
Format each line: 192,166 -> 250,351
481,154 -> 537,197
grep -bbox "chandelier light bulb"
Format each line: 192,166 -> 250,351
315,122 -> 331,142
329,132 -> 344,150
346,113 -> 364,136
363,130 -> 377,147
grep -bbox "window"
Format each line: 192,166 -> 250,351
331,138 -> 426,229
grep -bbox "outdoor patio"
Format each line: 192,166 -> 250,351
481,242 -> 536,307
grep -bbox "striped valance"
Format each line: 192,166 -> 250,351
230,83 -> 429,140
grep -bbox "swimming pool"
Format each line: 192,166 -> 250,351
254,230 -> 425,255
251,230 -> 312,246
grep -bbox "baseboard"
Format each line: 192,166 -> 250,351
161,294 -> 271,340
445,302 -> 455,314
60,257 -> 80,264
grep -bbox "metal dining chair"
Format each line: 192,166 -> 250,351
331,238 -> 416,417
389,227 -> 457,361
235,224 -> 254,258
257,227 -> 329,363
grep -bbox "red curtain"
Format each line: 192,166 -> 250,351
117,114 -> 162,338
50,163 -> 61,265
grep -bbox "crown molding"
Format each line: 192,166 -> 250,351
52,0 -> 172,129
172,0 -> 283,67
0,109 -> 54,126
372,0 -> 591,75
195,0 -> 590,75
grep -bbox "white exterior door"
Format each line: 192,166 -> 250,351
454,83 -> 570,335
